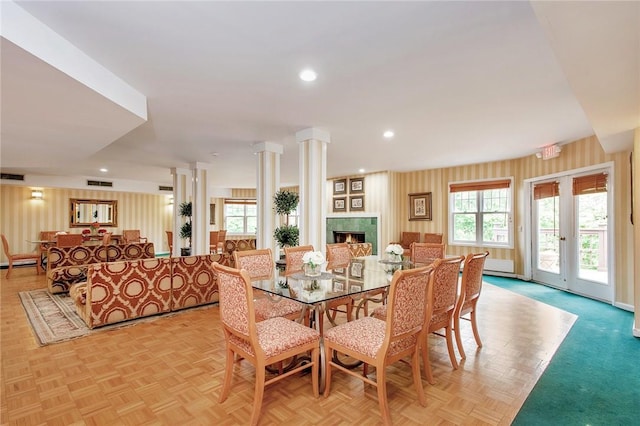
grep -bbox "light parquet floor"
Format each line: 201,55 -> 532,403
0,267 -> 577,425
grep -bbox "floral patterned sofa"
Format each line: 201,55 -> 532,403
69,254 -> 230,328
46,242 -> 155,294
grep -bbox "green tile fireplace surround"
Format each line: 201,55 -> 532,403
326,216 -> 378,255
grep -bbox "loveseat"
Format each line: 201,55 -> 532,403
46,242 -> 155,294
69,253 -> 231,328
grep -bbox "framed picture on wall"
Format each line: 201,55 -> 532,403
333,197 -> 347,213
350,177 -> 364,194
333,179 -> 347,195
350,195 -> 364,212
209,203 -> 216,225
409,192 -> 432,221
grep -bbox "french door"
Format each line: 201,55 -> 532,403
531,167 -> 612,302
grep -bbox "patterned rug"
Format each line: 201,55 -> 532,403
18,289 -> 176,346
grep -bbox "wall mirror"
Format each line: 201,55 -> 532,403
69,199 -> 118,227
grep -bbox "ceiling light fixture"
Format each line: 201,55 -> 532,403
299,69 -> 317,82
358,168 -> 365,173
99,168 -> 108,173
383,130 -> 394,139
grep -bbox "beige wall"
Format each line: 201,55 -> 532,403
0,186 -> 174,257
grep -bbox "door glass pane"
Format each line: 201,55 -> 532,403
576,192 -> 608,283
536,196 -> 559,273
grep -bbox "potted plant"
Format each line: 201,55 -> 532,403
179,201 -> 192,256
273,190 -> 299,252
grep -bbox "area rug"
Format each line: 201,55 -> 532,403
18,289 -> 203,346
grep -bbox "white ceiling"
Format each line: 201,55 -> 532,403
1,1 -> 638,190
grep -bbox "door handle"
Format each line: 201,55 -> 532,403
560,237 -> 566,241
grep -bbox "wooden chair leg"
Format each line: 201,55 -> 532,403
470,309 -> 483,347
411,349 -> 426,406
376,365 -> 391,425
219,348 -> 235,403
421,340 -> 435,385
250,367 -> 266,426
5,258 -> 13,279
445,325 -> 459,369
454,315 -> 467,360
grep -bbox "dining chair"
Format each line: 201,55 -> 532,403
101,232 -> 112,246
423,232 -> 444,244
122,229 -> 147,244
410,243 -> 445,263
421,256 -> 464,383
323,265 -> 434,425
213,263 -> 320,426
165,231 -> 173,256
398,231 -> 421,256
323,243 -> 356,327
234,248 -> 306,323
56,234 -> 84,247
453,251 -> 490,359
217,230 -> 227,252
1,234 -> 42,278
283,244 -> 314,276
209,231 -> 220,254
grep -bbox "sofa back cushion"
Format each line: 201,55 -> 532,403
107,242 -> 155,262
86,258 -> 172,328
171,254 -> 222,310
48,245 -> 109,270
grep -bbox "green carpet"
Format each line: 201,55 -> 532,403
483,276 -> 639,425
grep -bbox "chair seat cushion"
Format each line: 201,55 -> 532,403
254,297 -> 303,321
229,316 -> 319,358
371,305 -> 386,320
324,316 -> 386,358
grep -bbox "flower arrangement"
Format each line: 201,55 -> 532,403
385,243 -> 404,262
302,251 -> 325,277
90,221 -> 100,230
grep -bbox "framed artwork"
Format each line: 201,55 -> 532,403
333,197 -> 347,213
349,260 -> 364,278
333,281 -> 345,292
333,178 -> 347,195
409,192 -> 432,221
209,203 -> 216,225
350,195 -> 364,212
349,284 -> 363,294
350,177 -> 364,194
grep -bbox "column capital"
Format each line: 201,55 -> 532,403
170,167 -> 190,176
296,128 -> 331,144
253,141 -> 284,154
189,161 -> 213,170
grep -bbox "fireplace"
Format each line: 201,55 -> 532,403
333,231 -> 366,244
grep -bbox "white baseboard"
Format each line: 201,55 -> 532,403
614,302 -> 634,312
484,258 -> 514,274
633,327 -> 640,338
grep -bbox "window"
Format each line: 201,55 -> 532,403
449,178 -> 513,247
224,199 -> 257,234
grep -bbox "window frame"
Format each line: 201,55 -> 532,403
223,199 -> 257,235
448,177 -> 514,248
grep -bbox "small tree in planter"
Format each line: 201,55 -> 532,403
179,201 -> 192,256
273,190 -> 299,252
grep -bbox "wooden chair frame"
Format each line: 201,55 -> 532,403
1,234 -> 42,278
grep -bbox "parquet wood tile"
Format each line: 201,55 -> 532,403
1,267 -> 577,425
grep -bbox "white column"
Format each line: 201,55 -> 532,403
297,128 -> 330,252
190,162 -> 213,256
254,142 -> 283,258
171,167 -> 190,256
633,129 -> 640,337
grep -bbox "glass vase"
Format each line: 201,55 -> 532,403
304,263 -> 321,277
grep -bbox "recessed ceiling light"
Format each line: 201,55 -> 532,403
358,168 -> 365,173
299,69 -> 317,82
383,130 -> 394,139
99,168 -> 108,173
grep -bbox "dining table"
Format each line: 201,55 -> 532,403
251,255 -> 429,392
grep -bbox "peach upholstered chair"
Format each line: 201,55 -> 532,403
213,263 -> 320,426
234,248 -> 306,323
397,231 -> 421,256
453,251 -> 490,359
423,232 -> 443,243
323,265 -> 434,425
209,231 -> 220,254
283,244 -> 314,276
165,231 -> 173,256
122,230 -> 147,244
56,234 -> 84,247
410,243 -> 445,264
1,234 -> 41,278
323,243 -> 355,326
217,230 -> 227,252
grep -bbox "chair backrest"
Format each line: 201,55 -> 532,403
400,232 -> 421,249
213,262 -> 256,340
1,234 -> 12,256
325,243 -> 351,269
283,245 -> 314,276
423,233 -> 443,244
122,230 -> 142,243
56,234 -> 84,247
411,243 -> 445,263
209,231 -> 220,248
429,256 -> 464,318
102,232 -> 112,246
380,265 -> 434,356
218,230 -> 227,243
233,248 -> 274,281
456,251 -> 490,312
166,231 -> 173,254
40,231 -> 61,242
